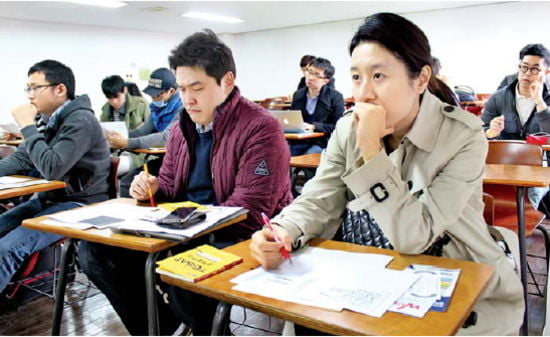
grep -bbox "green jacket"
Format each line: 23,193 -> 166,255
101,94 -> 150,168
100,93 -> 150,130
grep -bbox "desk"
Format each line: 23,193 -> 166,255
490,139 -> 550,152
130,147 -> 167,155
285,132 -> 324,140
290,153 -> 321,169
0,176 -> 66,199
483,163 -> 550,334
269,103 -> 291,110
0,139 -> 23,146
161,239 -> 493,336
22,198 -> 246,336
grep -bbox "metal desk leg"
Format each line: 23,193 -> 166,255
211,302 -> 232,336
51,239 -> 75,336
516,187 -> 528,336
145,252 -> 160,336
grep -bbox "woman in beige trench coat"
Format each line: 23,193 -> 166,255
250,12 -> 524,336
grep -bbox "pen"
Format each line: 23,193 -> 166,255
261,212 -> 292,263
143,163 -> 157,207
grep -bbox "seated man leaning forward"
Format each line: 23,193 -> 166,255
0,59 -> 110,293
77,29 -> 293,336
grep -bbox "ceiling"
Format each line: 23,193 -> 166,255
0,1 -> 503,35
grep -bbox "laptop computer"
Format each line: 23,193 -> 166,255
269,110 -> 308,133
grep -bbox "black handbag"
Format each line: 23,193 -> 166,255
338,208 -> 393,249
338,208 -> 451,257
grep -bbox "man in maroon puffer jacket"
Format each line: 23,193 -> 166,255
77,29 -> 293,335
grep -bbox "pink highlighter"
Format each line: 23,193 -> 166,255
261,212 -> 292,262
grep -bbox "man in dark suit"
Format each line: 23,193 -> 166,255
290,57 -> 344,155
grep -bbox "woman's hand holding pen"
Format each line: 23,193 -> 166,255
129,171 -> 159,201
353,102 -> 393,161
250,225 -> 292,269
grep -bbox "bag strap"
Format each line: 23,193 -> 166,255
422,233 -> 451,257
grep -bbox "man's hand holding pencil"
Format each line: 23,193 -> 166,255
129,167 -> 159,204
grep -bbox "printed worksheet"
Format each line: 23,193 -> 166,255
231,247 -> 417,317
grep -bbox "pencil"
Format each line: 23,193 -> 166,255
143,163 -> 157,207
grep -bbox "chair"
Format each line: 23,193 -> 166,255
482,192 -> 495,226
108,156 -> 120,199
484,140 -> 550,295
2,156 -> 120,307
463,104 -> 483,116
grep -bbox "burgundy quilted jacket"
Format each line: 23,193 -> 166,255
157,87 -> 293,241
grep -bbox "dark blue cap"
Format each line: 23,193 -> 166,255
143,67 -> 177,97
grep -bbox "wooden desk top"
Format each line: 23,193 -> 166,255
22,198 -> 247,253
0,176 -> 66,199
484,164 -> 550,187
130,148 -> 167,155
285,132 -> 325,140
489,139 -> 550,151
0,139 -> 23,146
270,103 -> 291,109
290,153 -> 321,169
161,239 -> 493,336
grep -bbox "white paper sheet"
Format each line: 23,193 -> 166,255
389,268 -> 440,317
100,121 -> 128,139
115,206 -> 247,238
230,247 -> 413,317
46,202 -> 246,240
0,123 -> 20,134
47,202 -> 169,228
0,179 -> 50,190
0,176 -> 31,184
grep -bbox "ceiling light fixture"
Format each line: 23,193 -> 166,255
181,11 -> 243,24
59,0 -> 127,8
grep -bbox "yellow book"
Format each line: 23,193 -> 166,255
156,244 -> 243,283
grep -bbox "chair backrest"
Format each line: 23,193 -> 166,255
108,156 -> 120,199
482,192 -> 494,226
484,140 -> 545,235
486,140 -> 543,166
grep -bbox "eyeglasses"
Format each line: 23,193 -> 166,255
24,83 -> 58,94
518,64 -> 542,76
306,69 -> 328,80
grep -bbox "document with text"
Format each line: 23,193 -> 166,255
231,247 -> 420,317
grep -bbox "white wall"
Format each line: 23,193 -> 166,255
2,1 -> 550,124
232,1 -> 550,100
0,17 -> 182,123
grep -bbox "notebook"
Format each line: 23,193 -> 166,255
269,110 -> 308,133
156,244 -> 243,282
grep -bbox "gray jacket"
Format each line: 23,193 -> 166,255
273,91 -> 524,335
127,110 -> 180,149
481,79 -> 550,139
0,95 -> 110,204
